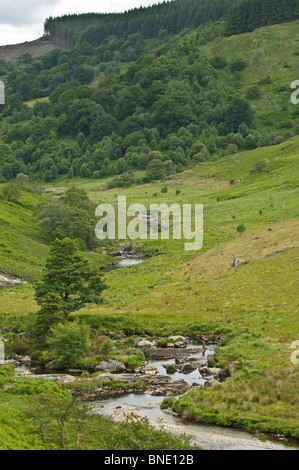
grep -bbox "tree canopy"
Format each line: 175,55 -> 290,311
35,238 -> 106,313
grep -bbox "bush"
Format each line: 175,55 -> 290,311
1,184 -> 20,202
100,338 -> 114,358
166,364 -> 177,374
126,351 -> 145,369
123,337 -> 135,347
246,85 -> 261,100
161,397 -> 177,409
48,321 -> 90,368
8,379 -> 67,396
156,339 -> 168,348
231,58 -> 247,72
236,223 -> 246,235
253,159 -> 268,173
210,56 -> 227,69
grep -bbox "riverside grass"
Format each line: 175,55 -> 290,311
0,136 -> 298,438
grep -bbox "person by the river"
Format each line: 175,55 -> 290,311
201,334 -> 207,356
217,334 -> 223,347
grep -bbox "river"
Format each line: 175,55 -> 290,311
9,258 -> 299,450
88,344 -> 298,451
14,342 -> 298,451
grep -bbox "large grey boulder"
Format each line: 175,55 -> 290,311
136,340 -> 154,349
180,363 -> 196,374
95,359 -> 126,373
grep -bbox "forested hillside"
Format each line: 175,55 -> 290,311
0,0 -> 298,186
226,0 -> 299,35
44,0 -> 238,47
0,0 -> 299,449
0,15 -> 298,186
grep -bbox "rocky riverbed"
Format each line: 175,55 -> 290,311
8,339 -> 299,451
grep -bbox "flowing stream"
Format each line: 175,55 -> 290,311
102,258 -> 144,272
11,258 -> 299,450
88,345 -> 298,451
14,343 -> 298,451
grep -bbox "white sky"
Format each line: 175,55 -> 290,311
0,0 -> 167,46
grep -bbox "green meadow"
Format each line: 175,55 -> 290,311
1,135 -> 298,437
0,14 -> 299,444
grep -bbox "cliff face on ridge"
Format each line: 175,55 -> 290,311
0,38 -> 58,62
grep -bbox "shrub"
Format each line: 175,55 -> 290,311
236,223 -> 246,235
246,85 -> 261,100
161,397 -> 177,409
123,337 -> 135,347
8,379 -> 67,396
156,339 -> 168,348
2,184 -> 20,202
253,159 -> 267,173
126,351 -> 145,369
210,56 -> 227,69
48,321 -> 90,368
231,58 -> 246,72
100,338 -> 115,358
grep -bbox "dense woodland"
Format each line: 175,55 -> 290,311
0,0 -> 298,185
225,0 -> 299,35
44,0 -> 238,47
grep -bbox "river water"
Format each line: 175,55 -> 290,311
10,257 -> 299,450
14,342 -> 298,451
88,344 -> 298,451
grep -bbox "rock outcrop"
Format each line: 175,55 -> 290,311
95,360 -> 126,374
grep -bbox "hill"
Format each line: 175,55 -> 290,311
0,0 -> 298,444
0,133 -> 298,436
0,186 -> 112,282
0,18 -> 298,187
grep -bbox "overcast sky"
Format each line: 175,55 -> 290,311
0,0 -> 166,46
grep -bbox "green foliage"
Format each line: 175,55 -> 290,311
35,238 -> 106,313
253,159 -> 268,173
225,0 -> 299,36
48,321 -> 90,368
8,379 -> 67,396
100,338 -> 114,358
126,350 -> 145,369
166,365 -> 177,374
1,184 -> 20,202
30,293 -> 68,346
44,0 -> 235,47
116,414 -> 199,450
35,186 -> 98,249
236,223 -> 246,234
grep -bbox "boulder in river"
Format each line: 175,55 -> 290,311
136,340 -> 154,349
180,363 -> 197,374
95,360 -> 126,374
198,366 -> 223,378
143,365 -> 159,375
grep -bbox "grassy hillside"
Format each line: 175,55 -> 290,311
0,188 -> 48,281
0,186 -> 112,282
201,20 -> 299,133
0,10 -> 298,443
0,133 -> 298,439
